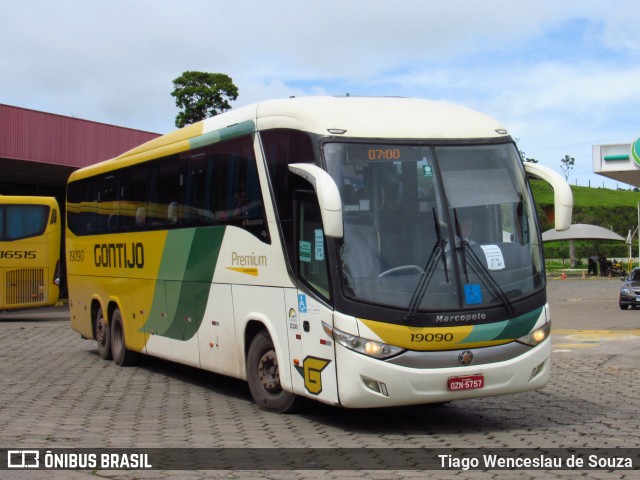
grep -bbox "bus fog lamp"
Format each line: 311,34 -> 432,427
362,376 -> 389,396
529,361 -> 546,382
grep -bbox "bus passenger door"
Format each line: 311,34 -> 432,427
291,192 -> 339,405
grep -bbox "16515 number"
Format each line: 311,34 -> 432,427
0,250 -> 36,259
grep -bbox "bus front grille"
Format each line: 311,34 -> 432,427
5,269 -> 46,305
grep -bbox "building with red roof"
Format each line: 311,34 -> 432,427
0,103 -> 160,198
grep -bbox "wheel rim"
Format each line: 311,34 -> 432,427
257,350 -> 281,393
96,314 -> 107,347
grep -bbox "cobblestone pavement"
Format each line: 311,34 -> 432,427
1,278 -> 639,479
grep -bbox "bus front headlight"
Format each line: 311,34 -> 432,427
516,322 -> 551,347
322,322 -> 405,359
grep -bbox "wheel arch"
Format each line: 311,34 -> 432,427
107,299 -> 120,323
244,319 -> 268,358
242,316 -> 293,393
89,297 -> 105,340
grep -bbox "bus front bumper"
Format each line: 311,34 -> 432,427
335,338 -> 551,408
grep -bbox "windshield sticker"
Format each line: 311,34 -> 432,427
464,284 -> 483,305
480,245 -> 505,270
299,241 -> 311,263
422,165 -> 434,177
314,229 -> 325,261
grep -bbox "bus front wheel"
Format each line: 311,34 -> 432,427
95,307 -> 112,360
247,330 -> 298,413
110,308 -> 139,366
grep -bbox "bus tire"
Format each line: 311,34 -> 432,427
247,330 -> 298,413
95,306 -> 112,360
110,308 -> 139,367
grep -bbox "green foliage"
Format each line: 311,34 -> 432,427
171,71 -> 239,128
544,242 -> 629,260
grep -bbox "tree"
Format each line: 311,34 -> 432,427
560,154 -> 575,181
171,71 -> 239,128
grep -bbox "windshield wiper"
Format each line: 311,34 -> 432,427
453,210 -> 516,317
403,209 -> 449,323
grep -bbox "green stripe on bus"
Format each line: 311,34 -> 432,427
142,226 -> 225,340
461,307 -> 542,344
189,120 -> 256,150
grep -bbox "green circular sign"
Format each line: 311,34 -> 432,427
633,137 -> 640,166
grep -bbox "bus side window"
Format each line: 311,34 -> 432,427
180,135 -> 270,242
261,129 -> 316,270
295,191 -> 331,301
121,164 -> 149,231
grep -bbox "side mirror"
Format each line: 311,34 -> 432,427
524,162 -> 573,231
288,163 -> 343,238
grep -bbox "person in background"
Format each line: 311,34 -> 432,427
588,254 -> 598,276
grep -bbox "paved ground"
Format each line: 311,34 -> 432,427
0,277 -> 639,479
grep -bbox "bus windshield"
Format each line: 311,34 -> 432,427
324,141 -> 543,313
0,204 -> 50,241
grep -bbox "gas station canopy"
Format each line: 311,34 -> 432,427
542,223 -> 626,242
593,137 -> 640,187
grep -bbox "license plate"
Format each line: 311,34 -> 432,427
448,374 -> 484,391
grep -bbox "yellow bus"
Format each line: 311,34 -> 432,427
66,97 -> 572,413
0,196 -> 61,310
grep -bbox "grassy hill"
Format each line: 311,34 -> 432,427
530,179 -> 640,209
530,179 -> 640,261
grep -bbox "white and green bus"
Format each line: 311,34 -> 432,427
0,196 -> 61,310
66,96 -> 572,412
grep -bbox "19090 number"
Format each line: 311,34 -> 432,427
410,333 -> 454,342
68,250 -> 85,262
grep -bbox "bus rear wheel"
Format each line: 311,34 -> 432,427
110,308 -> 139,366
94,307 -> 112,360
247,330 -> 298,413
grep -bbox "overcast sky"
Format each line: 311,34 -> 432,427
1,0 -> 639,189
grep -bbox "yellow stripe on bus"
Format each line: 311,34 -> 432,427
360,318 -> 481,351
